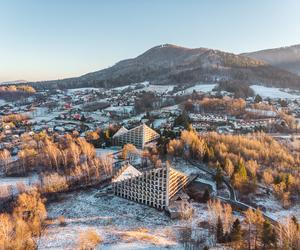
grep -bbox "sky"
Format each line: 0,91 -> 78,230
0,0 -> 300,82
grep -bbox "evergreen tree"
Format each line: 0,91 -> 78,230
292,215 -> 299,230
202,189 -> 210,203
215,164 -> 223,189
230,219 -> 242,242
203,146 -> 215,163
254,94 -> 262,103
80,114 -> 86,122
174,111 -> 190,129
203,145 -> 210,163
279,99 -> 288,107
261,220 -> 277,249
216,216 -> 224,243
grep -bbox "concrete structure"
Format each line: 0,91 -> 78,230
112,164 -> 190,210
112,124 -> 160,148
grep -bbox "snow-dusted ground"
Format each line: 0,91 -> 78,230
38,189 -> 214,250
171,160 -> 201,176
29,107 -> 59,123
254,192 -> 300,222
0,175 -> 39,198
112,81 -> 149,91
0,99 -> 7,106
153,118 -> 167,129
250,85 -> 300,99
67,87 -> 101,94
135,84 -> 175,94
0,175 -> 38,188
161,104 -> 180,111
183,84 -> 217,94
95,147 -> 121,157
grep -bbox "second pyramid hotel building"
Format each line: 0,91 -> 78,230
112,123 -> 160,149
112,124 -> 192,210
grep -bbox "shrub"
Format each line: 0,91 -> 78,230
78,229 -> 102,250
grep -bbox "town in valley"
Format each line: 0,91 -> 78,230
1,1 -> 300,249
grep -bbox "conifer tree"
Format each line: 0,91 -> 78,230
215,164 -> 223,189
216,216 -> 224,243
291,215 -> 299,230
261,220 -> 277,249
202,189 -> 210,203
230,218 -> 242,242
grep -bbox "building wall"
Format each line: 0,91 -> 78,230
113,166 -> 189,210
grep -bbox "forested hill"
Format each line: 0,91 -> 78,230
243,44 -> 300,76
29,44 -> 300,90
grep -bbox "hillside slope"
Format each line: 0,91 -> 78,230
30,44 -> 300,90
243,44 -> 300,76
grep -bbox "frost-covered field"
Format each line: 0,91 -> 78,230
38,189 -> 213,250
0,175 -> 38,188
136,84 -> 175,93
250,85 -> 300,99
67,87 -> 101,94
254,192 -> 300,222
183,84 -> 217,94
0,99 -> 6,106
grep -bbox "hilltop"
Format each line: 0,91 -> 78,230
29,44 -> 300,90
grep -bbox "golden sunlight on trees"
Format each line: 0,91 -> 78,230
166,129 -> 300,205
0,188 -> 46,250
244,208 -> 265,250
5,132 -> 111,191
122,143 -> 138,160
276,216 -> 300,249
207,199 -> 234,237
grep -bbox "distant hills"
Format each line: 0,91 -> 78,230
29,44 -> 300,90
0,80 -> 27,85
243,44 -> 300,76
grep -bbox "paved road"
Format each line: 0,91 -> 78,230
268,133 -> 300,139
189,159 -> 237,201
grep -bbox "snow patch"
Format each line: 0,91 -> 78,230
250,85 -> 300,99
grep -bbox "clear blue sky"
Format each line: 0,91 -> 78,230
1,0 -> 300,82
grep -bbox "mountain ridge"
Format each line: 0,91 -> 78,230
28,44 -> 300,90
242,44 -> 300,76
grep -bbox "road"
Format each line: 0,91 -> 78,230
189,159 -> 278,226
189,159 -> 237,201
268,133 -> 300,139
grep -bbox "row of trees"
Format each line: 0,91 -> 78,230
1,113 -> 29,123
208,199 -> 300,249
0,85 -> 36,93
85,125 -> 120,147
0,85 -> 36,101
8,132 -> 96,174
0,131 -> 113,197
214,81 -> 255,98
197,96 -> 246,116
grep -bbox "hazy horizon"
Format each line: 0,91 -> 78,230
1,0 -> 300,82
